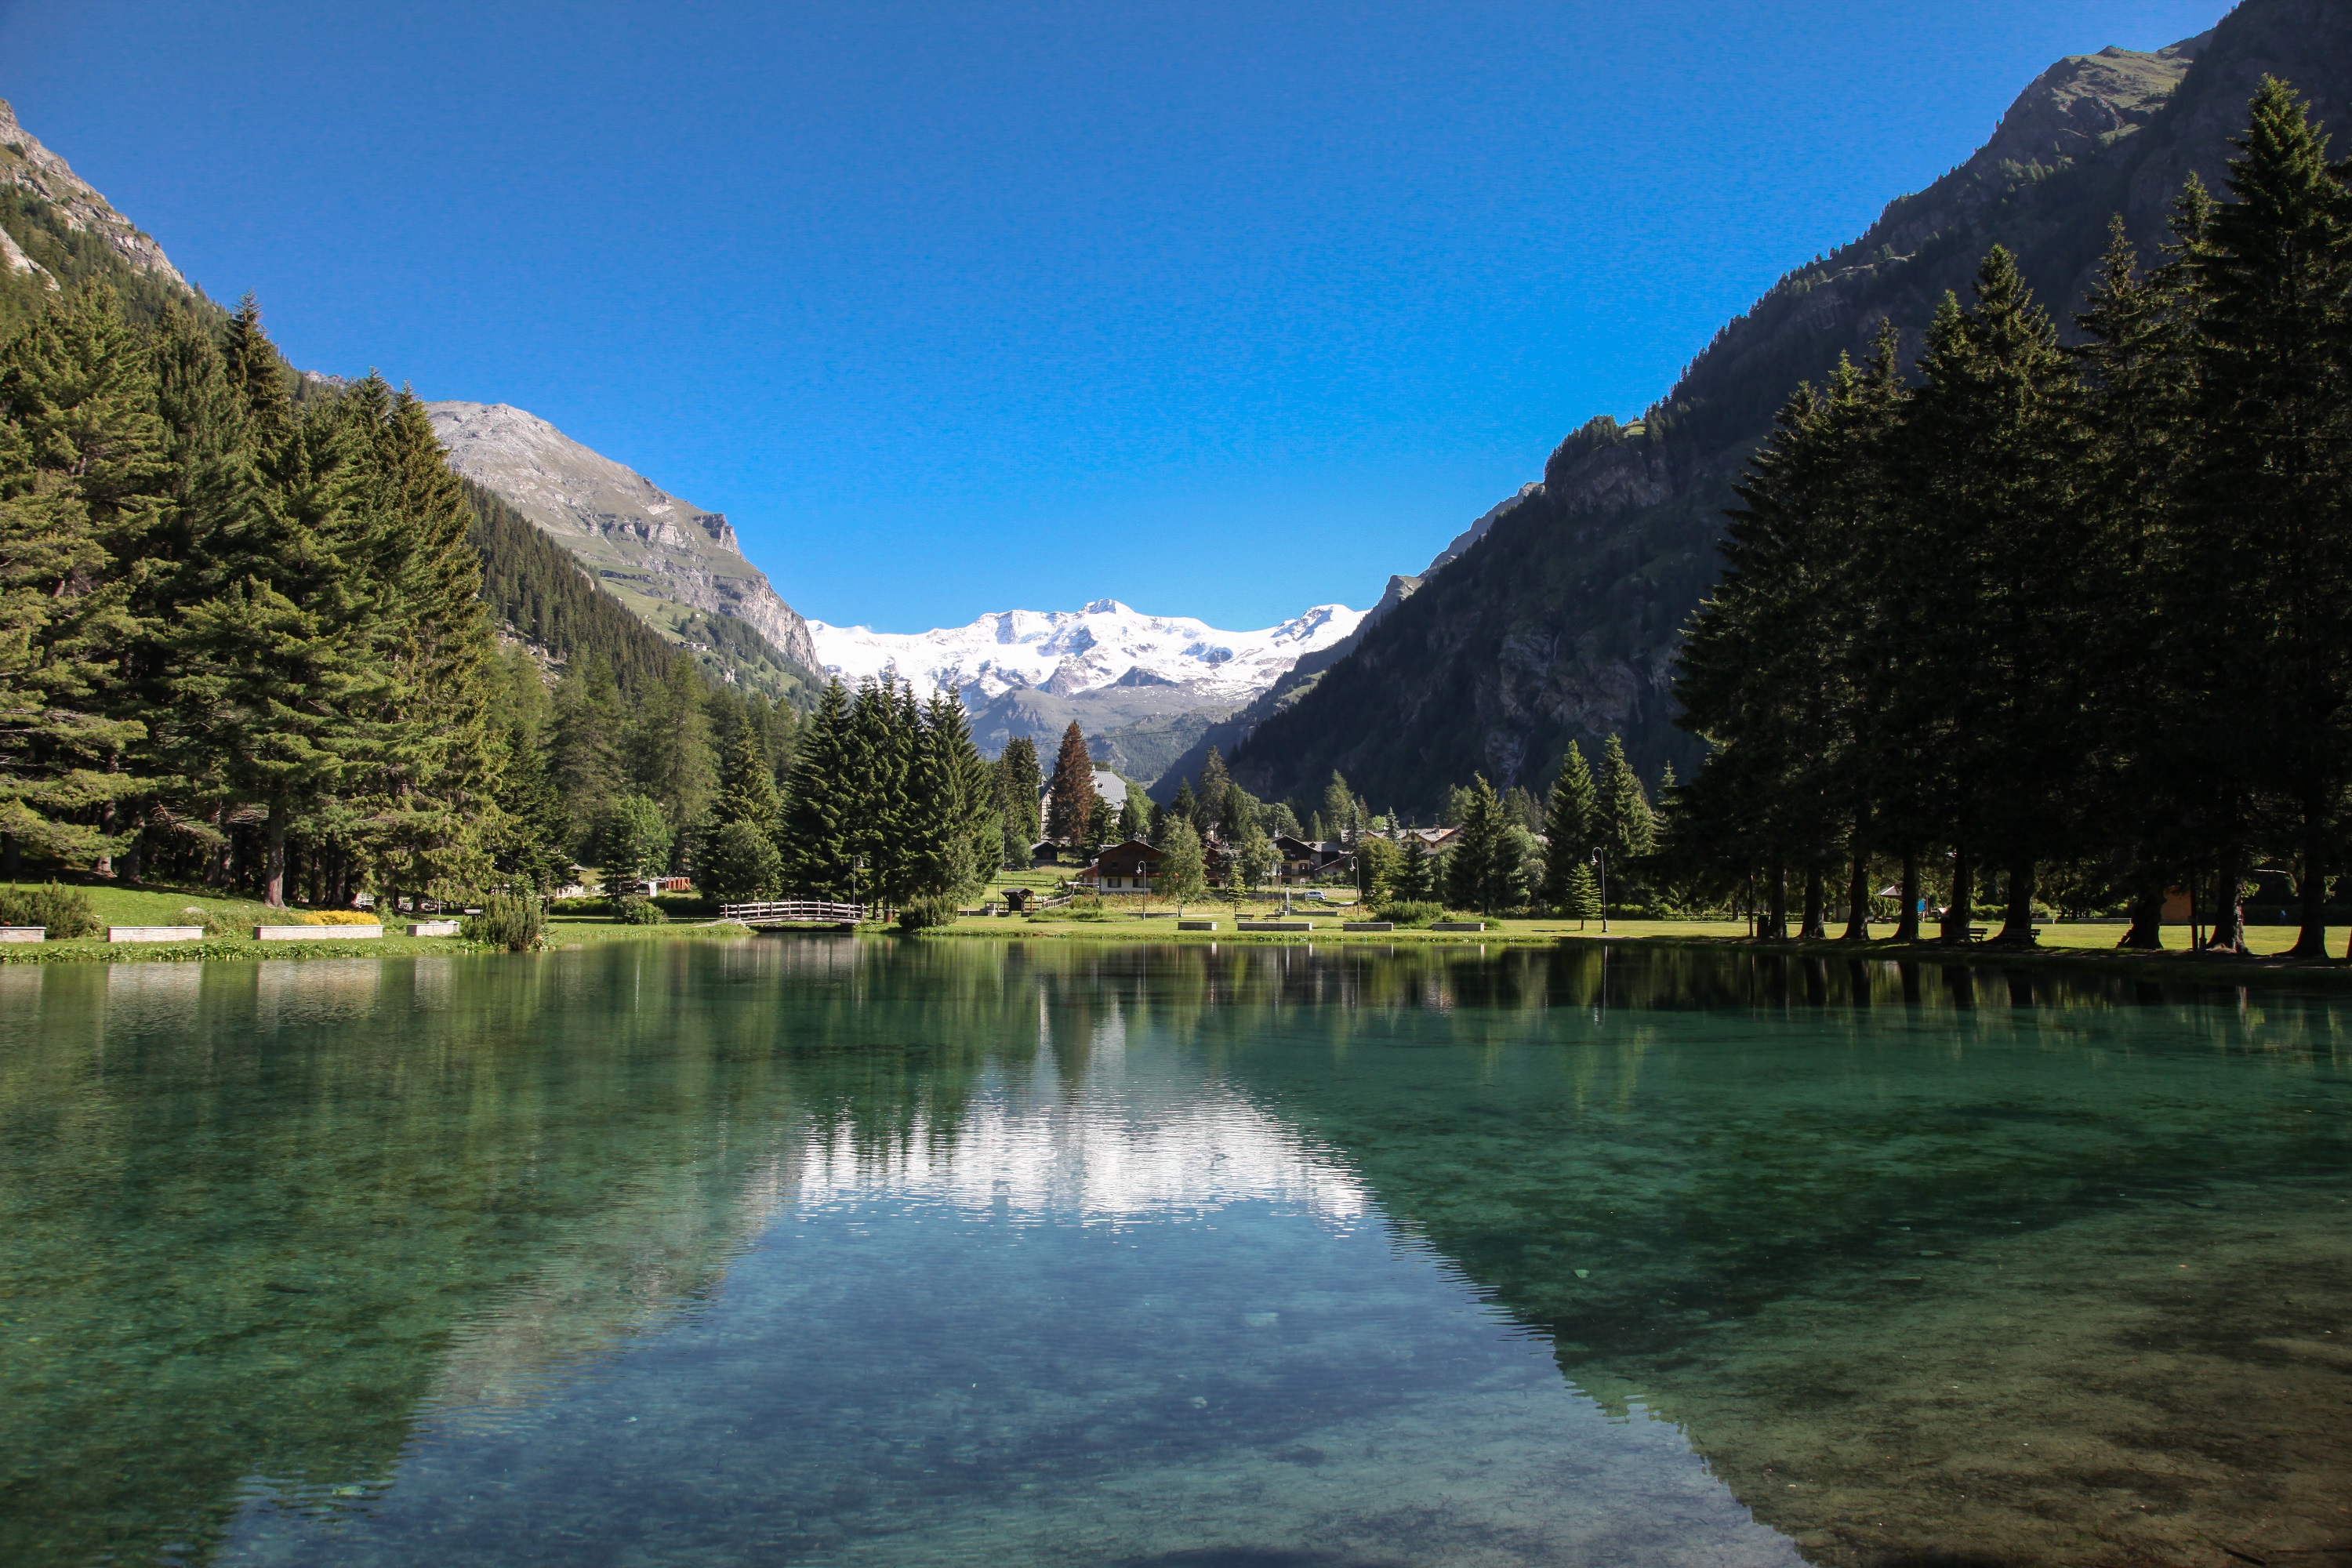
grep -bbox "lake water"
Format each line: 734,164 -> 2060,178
2,941 -> 2347,1567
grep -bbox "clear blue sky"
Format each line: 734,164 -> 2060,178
3,0 -> 2220,631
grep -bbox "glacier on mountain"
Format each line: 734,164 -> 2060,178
807,598 -> 1367,706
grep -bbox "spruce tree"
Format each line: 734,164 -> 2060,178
996,734 -> 1042,847
549,655 -> 628,822
1539,742 -> 1600,912
1194,747 -> 1231,832
1116,789 -> 1145,842
779,680 -> 858,898
715,718 -> 784,839
1598,735 -> 1656,869
2177,80 -> 2352,955
1443,775 -> 1522,914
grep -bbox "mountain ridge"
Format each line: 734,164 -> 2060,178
1226,0 -> 2343,815
426,401 -> 822,699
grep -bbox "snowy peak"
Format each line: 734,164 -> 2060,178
808,601 -> 1369,706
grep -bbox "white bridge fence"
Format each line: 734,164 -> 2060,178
720,899 -> 870,927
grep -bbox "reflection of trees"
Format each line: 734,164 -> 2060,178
6,939 -> 2343,1566
0,940 -> 1058,1567
1182,942 -> 2352,1563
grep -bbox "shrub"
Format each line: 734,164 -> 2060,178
310,909 -> 383,926
548,896 -> 610,916
1375,899 -> 1446,927
193,907 -> 244,938
462,893 -> 546,952
1064,896 -> 1111,921
0,883 -> 100,938
896,895 -> 956,932
615,895 -> 668,926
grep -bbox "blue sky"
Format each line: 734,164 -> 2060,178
3,0 -> 2220,631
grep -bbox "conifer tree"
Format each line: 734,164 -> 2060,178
1320,771 -> 1359,840
1539,742 -> 1600,912
485,720 -> 572,891
1443,775 -> 1522,913
1044,721 -> 1095,843
1598,735 -> 1657,870
1171,779 -> 1198,837
1900,249 -> 2087,945
2176,79 -> 2352,956
1194,747 -> 1231,832
715,718 -> 784,840
1560,860 -> 1602,927
779,680 -> 858,898
1116,789 -> 1145,842
597,794 -> 673,901
548,655 -> 628,824
996,734 -> 1042,851
632,657 -> 715,833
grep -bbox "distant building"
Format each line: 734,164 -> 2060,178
1078,840 -> 1164,895
1272,835 -> 1350,879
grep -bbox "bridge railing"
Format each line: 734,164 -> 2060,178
719,899 -> 870,925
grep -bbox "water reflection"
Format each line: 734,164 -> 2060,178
0,939 -> 2345,1566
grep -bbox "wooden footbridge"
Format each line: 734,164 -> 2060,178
720,899 -> 869,929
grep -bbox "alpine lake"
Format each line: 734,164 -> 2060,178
2,938 -> 2346,1568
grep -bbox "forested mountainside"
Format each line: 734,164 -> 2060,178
1229,0 -> 2350,815
429,401 -> 822,704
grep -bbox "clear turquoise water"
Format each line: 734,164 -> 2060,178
2,942 -> 2347,1566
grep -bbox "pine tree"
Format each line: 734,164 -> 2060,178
0,284 -> 170,877
779,680 -> 858,898
1044,721 -> 1095,843
1598,735 -> 1657,870
996,734 -> 1042,851
1900,249 -> 2087,945
1170,779 -> 1198,837
1116,789 -> 1145,842
1539,742 -> 1600,912
2176,79 -> 2352,956
631,656 -> 715,833
1194,747 -> 1231,832
715,717 -> 784,837
548,655 -> 628,823
1443,775 -> 1522,913
485,720 -> 572,891
1560,861 -> 1602,927
1320,771 -> 1359,840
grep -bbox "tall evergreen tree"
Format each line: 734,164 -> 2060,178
1443,775 -> 1522,913
1597,735 -> 1657,873
779,679 -> 858,898
548,655 -> 628,823
2176,79 -> 2352,956
996,734 -> 1042,855
1044,721 -> 1095,843
1539,742 -> 1600,913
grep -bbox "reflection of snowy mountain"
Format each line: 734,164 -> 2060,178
794,1018 -> 1370,1226
808,599 -> 1365,707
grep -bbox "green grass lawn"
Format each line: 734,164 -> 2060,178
0,877 -> 760,964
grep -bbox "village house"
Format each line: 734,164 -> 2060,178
1272,834 -> 1351,880
1078,839 -> 1163,895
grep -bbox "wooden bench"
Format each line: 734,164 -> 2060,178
1238,920 -> 1313,931
1430,921 -> 1486,932
1178,920 -> 1218,931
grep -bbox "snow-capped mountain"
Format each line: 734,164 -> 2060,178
807,599 -> 1367,789
808,599 -> 1366,706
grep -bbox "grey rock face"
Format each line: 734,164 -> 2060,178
426,401 -> 819,677
0,98 -> 189,292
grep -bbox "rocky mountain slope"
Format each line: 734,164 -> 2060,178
0,96 -> 198,332
1228,0 -> 2343,814
812,600 -> 1365,782
427,402 -> 821,699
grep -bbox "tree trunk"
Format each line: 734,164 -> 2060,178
2289,819 -> 2330,959
1939,848 -> 1973,944
0,833 -> 15,881
1841,840 -> 1871,941
1992,861 -> 2037,946
263,801 -> 289,909
1764,862 -> 1788,941
207,806 -> 230,888
1894,853 -> 1920,943
2118,859 -> 2166,949
1800,865 -> 1827,941
2205,843 -> 2249,953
